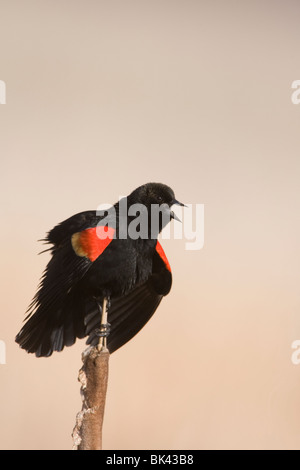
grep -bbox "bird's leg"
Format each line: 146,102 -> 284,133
97,296 -> 111,352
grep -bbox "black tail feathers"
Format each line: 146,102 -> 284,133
15,291 -> 96,357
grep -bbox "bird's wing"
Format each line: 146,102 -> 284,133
44,210 -> 101,248
85,240 -> 172,353
15,212 -> 115,356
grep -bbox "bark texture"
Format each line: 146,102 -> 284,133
72,346 -> 110,450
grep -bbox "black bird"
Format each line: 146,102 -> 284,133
15,183 -> 185,357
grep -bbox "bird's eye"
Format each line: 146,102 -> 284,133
157,196 -> 163,203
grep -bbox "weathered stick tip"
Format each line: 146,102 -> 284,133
72,345 -> 110,450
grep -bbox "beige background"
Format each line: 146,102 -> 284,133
0,0 -> 300,450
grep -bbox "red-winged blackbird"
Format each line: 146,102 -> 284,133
15,182 -> 184,357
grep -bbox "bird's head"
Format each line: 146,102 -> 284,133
127,182 -> 185,236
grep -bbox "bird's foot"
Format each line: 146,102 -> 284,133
95,322 -> 111,338
97,296 -> 110,351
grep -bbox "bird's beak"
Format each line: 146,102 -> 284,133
170,210 -> 181,222
170,199 -> 186,222
172,199 -> 187,207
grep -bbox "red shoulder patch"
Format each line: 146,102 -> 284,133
156,241 -> 171,272
71,226 -> 115,262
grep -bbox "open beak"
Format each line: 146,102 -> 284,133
170,211 -> 181,222
170,199 -> 186,222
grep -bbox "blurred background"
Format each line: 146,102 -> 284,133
0,0 -> 300,450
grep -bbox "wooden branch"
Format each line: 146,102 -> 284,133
72,345 -> 110,450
